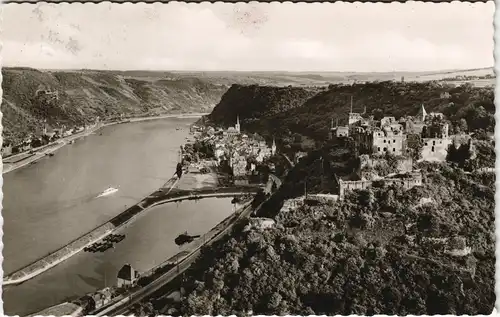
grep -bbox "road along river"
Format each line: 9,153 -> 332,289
1,117 -> 238,316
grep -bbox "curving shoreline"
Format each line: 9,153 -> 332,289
3,187 -> 256,286
2,112 -> 209,175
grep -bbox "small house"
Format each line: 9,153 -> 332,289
117,263 -> 139,288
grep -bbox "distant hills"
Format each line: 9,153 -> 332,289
1,68 -> 228,144
1,66 -> 494,144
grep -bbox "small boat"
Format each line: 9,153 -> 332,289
231,197 -> 241,204
96,187 -> 119,198
175,232 -> 201,246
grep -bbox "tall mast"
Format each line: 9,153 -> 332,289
350,95 -> 353,113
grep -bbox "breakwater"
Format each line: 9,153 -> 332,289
3,185 -> 258,286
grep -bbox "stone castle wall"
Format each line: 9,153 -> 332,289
421,137 -> 452,162
338,171 -> 422,199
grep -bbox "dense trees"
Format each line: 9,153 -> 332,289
175,161 -> 494,316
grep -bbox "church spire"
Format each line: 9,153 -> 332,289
235,114 -> 241,133
419,104 -> 427,122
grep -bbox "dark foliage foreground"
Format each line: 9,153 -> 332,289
173,162 -> 494,316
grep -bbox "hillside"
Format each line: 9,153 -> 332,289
207,84 -> 321,128
133,141 -> 494,315
177,161 -> 494,316
1,68 -> 228,144
206,81 -> 495,149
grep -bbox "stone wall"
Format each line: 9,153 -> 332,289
383,172 -> 423,189
338,171 -> 422,199
421,137 -> 452,162
338,179 -> 373,198
371,134 -> 407,156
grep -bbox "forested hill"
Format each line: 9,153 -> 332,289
207,84 -> 321,127
206,81 -> 495,146
1,67 -> 228,144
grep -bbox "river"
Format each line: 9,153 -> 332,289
2,118 -> 236,316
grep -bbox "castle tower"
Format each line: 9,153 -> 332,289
330,118 -> 336,140
348,96 -> 364,126
235,115 -> 241,133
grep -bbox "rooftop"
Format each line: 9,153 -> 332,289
117,263 -> 134,280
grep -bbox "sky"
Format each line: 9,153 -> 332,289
1,2 -> 495,72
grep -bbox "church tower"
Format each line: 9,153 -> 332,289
271,137 -> 277,155
235,115 -> 241,133
417,105 -> 427,122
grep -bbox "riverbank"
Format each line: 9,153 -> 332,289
3,176 -> 258,286
27,302 -> 83,317
2,112 -> 209,175
2,124 -> 101,175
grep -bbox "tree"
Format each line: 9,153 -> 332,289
458,118 -> 468,133
372,108 -> 384,121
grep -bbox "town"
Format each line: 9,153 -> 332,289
181,115 -> 280,190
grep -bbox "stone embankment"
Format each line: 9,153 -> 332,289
3,184 -> 258,286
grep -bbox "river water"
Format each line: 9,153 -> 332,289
2,118 -> 236,316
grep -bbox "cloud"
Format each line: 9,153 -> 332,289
1,2 -> 494,71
